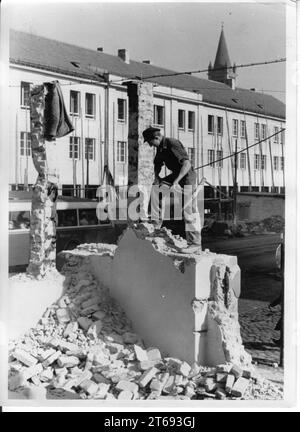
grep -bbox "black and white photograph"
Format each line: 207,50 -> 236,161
0,0 -> 298,412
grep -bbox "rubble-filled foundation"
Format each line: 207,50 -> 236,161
71,224 -> 251,367
7,247 -> 283,401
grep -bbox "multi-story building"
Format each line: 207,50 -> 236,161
9,28 -> 285,201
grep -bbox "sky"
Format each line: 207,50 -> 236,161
5,1 -> 288,102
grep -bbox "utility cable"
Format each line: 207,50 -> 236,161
193,128 -> 285,171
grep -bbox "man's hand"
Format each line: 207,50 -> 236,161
172,179 -> 182,193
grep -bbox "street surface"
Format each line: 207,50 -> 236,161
203,233 -> 283,382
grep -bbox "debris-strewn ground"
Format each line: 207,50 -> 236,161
8,254 -> 283,401
205,215 -> 284,238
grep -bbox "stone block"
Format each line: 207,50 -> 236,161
225,374 -> 235,394
179,361 -> 191,377
139,360 -> 162,371
146,347 -> 162,362
56,308 -> 70,324
242,369 -> 252,379
43,350 -> 61,367
13,349 -> 38,367
231,377 -> 249,398
185,385 -> 196,399
118,390 -> 133,400
22,363 -> 43,380
216,373 -> 228,383
74,370 -> 93,386
138,367 -> 159,388
87,320 -> 103,338
216,388 -> 227,400
63,322 -> 78,338
57,355 -> 80,368
79,379 -> 99,395
39,368 -> 54,382
77,317 -> 93,331
162,374 -> 175,394
93,373 -> 110,384
216,364 -> 232,373
116,380 -> 139,394
204,377 -> 218,392
133,345 -> 148,362
37,348 -> 56,362
230,364 -> 243,379
95,383 -> 110,399
58,340 -> 80,353
174,374 -> 183,386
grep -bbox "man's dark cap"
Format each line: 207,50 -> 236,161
142,126 -> 161,143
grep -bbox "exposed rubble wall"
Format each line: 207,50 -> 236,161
65,224 -> 251,367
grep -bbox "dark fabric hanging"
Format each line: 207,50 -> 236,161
44,81 -> 74,141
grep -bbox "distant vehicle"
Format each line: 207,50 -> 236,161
9,191 -> 126,268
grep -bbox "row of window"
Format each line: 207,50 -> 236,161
208,115 -> 283,143
21,82 -> 127,121
21,83 -> 284,143
19,132 -> 127,163
207,148 -> 284,171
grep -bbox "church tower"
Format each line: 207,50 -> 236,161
208,26 -> 237,89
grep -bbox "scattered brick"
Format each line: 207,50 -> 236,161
118,390 -> 133,400
39,368 -> 54,382
13,349 -> 38,367
179,361 -> 191,377
146,348 -> 161,362
95,383 -> 110,399
185,384 -> 196,398
162,374 -> 175,394
79,379 -> 99,395
225,374 -> 236,394
22,363 -> 43,381
56,308 -> 70,324
138,367 -> 159,388
43,350 -> 61,367
242,369 -> 252,379
231,377 -> 249,398
57,355 -> 80,368
204,377 -> 218,393
230,364 -> 243,379
216,373 -> 228,383
216,364 -> 232,373
134,345 -> 148,362
63,322 -> 78,338
116,380 -> 139,394
139,360 -> 161,371
77,317 -> 93,331
215,388 -> 227,400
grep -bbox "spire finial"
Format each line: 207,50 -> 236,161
221,21 -> 224,30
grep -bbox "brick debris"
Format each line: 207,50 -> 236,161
8,254 -> 283,401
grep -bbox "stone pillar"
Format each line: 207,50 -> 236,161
127,82 -> 154,219
27,84 -> 58,278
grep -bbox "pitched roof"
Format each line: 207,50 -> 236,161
9,30 -> 285,119
213,28 -> 232,69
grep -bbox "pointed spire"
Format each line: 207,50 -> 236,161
213,26 -> 232,70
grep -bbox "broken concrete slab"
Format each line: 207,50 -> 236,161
76,226 -> 251,367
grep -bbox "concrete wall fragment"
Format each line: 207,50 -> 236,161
82,224 -> 251,367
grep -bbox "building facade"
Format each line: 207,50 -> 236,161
9,29 -> 285,201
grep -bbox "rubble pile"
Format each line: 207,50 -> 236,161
8,254 -> 283,401
206,215 -> 284,238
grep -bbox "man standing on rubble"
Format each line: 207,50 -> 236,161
142,126 -> 202,254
